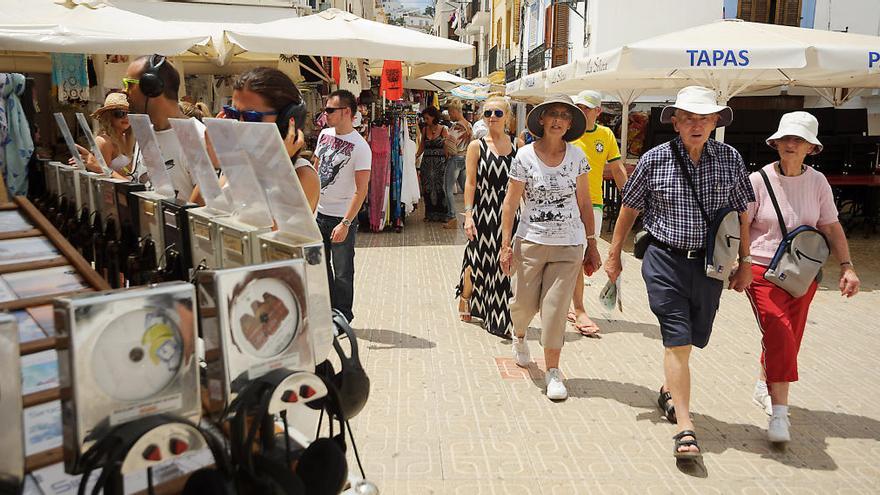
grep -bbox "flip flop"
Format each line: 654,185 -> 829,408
574,321 -> 601,337
566,311 -> 577,324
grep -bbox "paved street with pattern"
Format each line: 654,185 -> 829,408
344,205 -> 879,494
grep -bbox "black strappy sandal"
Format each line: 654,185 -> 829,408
672,430 -> 702,460
658,387 -> 677,424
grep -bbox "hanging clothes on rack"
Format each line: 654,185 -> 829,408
0,73 -> 34,196
400,118 -> 420,214
368,125 -> 391,232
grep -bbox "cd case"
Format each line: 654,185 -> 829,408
21,350 -> 59,396
0,237 -> 60,266
196,259 -> 316,415
0,210 -> 33,233
55,282 -> 201,472
2,266 -> 87,299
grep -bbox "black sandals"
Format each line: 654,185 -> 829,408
658,387 -> 677,424
672,430 -> 702,460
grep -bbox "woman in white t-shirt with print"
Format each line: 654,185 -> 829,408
500,94 -> 602,401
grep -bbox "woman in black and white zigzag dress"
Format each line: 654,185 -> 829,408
456,96 -> 517,338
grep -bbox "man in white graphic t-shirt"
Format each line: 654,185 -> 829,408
313,89 -> 372,323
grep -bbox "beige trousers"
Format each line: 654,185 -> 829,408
510,239 -> 584,350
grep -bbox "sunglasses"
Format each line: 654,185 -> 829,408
121,78 -> 139,92
543,110 -> 573,121
483,109 -> 505,118
324,107 -> 348,114
110,109 -> 128,119
223,105 -> 278,122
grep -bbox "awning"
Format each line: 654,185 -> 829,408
225,9 -> 475,77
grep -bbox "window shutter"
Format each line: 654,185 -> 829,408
544,5 -> 553,48
512,0 -> 520,42
738,0 -> 771,23
551,3 -> 569,67
775,0 -> 802,26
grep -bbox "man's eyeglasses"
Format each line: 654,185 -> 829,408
223,105 -> 278,122
122,78 -> 139,92
324,107 -> 347,114
110,109 -> 128,119
483,109 -> 505,118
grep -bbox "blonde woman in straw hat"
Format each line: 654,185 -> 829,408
500,94 -> 601,401
91,92 -> 134,179
746,111 -> 860,444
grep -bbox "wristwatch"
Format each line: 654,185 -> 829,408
739,255 -> 752,264
586,234 -> 596,241
341,218 -> 352,227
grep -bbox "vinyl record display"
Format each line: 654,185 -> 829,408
229,277 -> 299,359
91,308 -> 182,401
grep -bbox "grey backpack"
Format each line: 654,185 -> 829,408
759,169 -> 829,297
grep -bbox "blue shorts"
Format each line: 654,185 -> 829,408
641,243 -> 723,348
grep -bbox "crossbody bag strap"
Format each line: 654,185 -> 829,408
670,138 -> 710,223
758,168 -> 788,237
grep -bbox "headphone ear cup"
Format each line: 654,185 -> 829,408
249,451 -> 306,495
295,438 -> 348,495
139,55 -> 165,98
181,468 -> 235,495
275,101 -> 307,141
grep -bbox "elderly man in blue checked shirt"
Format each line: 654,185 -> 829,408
604,86 -> 756,461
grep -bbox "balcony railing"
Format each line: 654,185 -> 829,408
505,57 -> 526,83
488,46 -> 498,73
528,43 -> 545,74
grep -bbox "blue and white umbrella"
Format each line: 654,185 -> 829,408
449,82 -> 492,101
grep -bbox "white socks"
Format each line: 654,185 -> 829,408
772,404 -> 789,417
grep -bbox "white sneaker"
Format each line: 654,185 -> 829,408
768,414 -> 791,443
545,368 -> 567,401
513,337 -> 531,367
753,380 -> 772,416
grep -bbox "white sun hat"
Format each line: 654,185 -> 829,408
766,111 -> 823,155
659,86 -> 733,127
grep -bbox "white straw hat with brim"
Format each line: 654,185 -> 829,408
527,94 -> 587,142
573,90 -> 602,109
766,111 -> 823,155
91,92 -> 129,119
659,86 -> 733,127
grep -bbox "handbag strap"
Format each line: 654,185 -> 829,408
758,168 -> 788,238
670,138 -> 711,223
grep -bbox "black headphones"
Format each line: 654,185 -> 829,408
275,99 -> 308,144
77,415 -> 236,495
230,369 -> 349,495
139,54 -> 167,99
311,310 -> 371,421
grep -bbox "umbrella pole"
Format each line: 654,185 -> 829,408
614,90 -> 641,164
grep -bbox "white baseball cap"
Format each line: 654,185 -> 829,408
660,86 -> 733,127
766,111 -> 823,155
573,90 -> 603,109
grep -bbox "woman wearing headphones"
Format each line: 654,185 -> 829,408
225,67 -> 319,212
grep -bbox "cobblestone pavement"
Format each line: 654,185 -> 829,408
343,205 -> 879,494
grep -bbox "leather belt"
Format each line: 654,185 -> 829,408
651,239 -> 705,260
